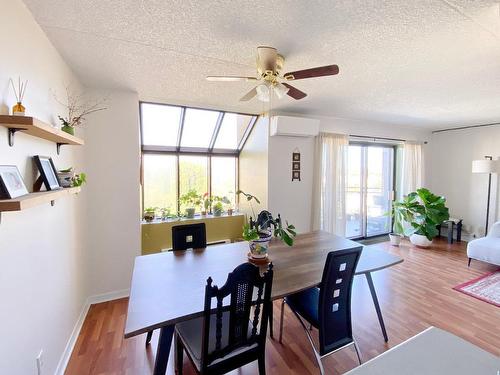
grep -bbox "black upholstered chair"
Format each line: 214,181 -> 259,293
279,247 -> 363,374
145,223 -> 208,345
175,262 -> 274,375
172,223 -> 207,250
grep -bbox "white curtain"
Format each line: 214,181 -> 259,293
398,141 -> 424,200
312,132 -> 348,235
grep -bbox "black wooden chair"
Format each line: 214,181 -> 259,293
174,262 -> 274,375
145,223 -> 208,345
172,223 -> 207,250
278,247 -> 363,374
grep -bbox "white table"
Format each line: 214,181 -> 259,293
345,327 -> 500,375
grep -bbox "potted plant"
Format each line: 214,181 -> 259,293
393,188 -> 450,247
57,167 -> 87,188
160,207 -> 172,221
201,192 -> 212,216
212,195 -> 229,216
237,190 -> 296,260
388,204 -> 404,246
143,207 -> 157,222
56,87 -> 106,135
179,190 -> 201,218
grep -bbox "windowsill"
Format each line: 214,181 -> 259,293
141,212 -> 245,225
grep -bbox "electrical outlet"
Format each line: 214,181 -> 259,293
36,350 -> 43,375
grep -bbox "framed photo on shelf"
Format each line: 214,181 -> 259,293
0,165 -> 29,199
33,156 -> 61,191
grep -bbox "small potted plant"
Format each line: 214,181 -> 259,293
143,207 -> 157,222
237,190 -> 296,260
212,195 -> 229,216
179,190 -> 201,218
393,188 -> 449,248
55,87 -> 106,135
160,207 -> 172,221
57,167 -> 86,188
201,192 -> 212,216
388,204 -> 404,246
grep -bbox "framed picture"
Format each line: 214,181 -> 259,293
292,152 -> 301,161
292,161 -> 301,171
33,156 -> 61,191
0,166 -> 29,199
292,170 -> 301,181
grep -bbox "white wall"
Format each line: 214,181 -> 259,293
268,134 -> 314,233
0,1 -> 86,374
427,126 -> 500,236
239,116 -> 269,215
84,89 -> 141,296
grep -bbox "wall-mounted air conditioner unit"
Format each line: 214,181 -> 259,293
270,116 -> 320,137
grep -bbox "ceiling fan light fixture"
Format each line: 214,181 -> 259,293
256,83 -> 270,102
274,82 -> 289,99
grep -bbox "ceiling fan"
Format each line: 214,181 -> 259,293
206,46 -> 339,102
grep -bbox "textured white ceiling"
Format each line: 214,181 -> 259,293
22,0 -> 500,129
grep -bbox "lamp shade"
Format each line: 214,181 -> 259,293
472,159 -> 495,174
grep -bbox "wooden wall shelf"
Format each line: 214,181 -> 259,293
0,187 -> 81,213
0,115 -> 84,154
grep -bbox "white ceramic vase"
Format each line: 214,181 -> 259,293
410,233 -> 433,248
389,233 -> 402,246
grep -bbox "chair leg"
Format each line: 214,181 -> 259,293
257,351 -> 266,375
279,298 -> 286,343
145,330 -> 153,346
468,258 -> 472,267
269,301 -> 274,339
175,332 -> 183,375
353,339 -> 362,365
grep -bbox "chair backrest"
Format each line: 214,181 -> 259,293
201,262 -> 273,370
318,246 -> 362,356
172,223 -> 207,251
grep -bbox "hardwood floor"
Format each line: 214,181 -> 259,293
65,239 -> 499,374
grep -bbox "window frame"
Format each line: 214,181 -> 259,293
139,101 -> 257,215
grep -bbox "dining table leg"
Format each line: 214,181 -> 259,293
365,272 -> 389,342
153,325 -> 175,375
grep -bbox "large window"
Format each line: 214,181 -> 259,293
140,102 -> 256,214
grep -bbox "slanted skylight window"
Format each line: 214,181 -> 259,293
180,108 -> 220,149
140,102 -> 258,215
214,113 -> 253,150
141,103 -> 181,146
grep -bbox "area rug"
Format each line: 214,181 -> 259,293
453,271 -> 500,307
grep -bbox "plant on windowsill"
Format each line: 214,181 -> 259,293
237,190 -> 296,261
212,195 -> 230,216
179,190 -> 202,218
393,188 -> 449,247
201,192 -> 212,216
143,207 -> 157,222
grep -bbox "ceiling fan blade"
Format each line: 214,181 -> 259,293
283,65 -> 339,80
282,83 -> 307,100
206,76 -> 258,82
240,87 -> 258,101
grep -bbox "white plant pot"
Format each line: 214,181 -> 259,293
410,233 -> 433,248
389,233 -> 402,246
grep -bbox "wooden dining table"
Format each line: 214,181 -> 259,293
124,231 -> 403,375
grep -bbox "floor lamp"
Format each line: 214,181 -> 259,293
471,156 -> 495,235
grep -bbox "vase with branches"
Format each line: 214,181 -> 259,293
55,87 -> 107,135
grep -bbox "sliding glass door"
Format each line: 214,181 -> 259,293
346,144 -> 394,239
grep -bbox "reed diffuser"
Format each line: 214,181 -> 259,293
9,77 -> 28,116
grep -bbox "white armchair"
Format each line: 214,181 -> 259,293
467,221 -> 500,266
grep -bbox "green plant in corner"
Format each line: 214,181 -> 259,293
393,188 -> 450,241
